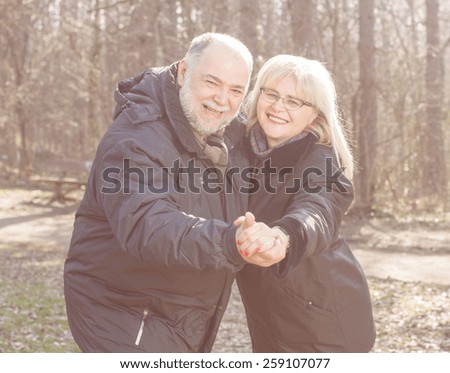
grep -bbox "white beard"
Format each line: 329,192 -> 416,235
179,72 -> 236,136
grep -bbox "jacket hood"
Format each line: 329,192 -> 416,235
112,63 -> 205,156
112,62 -> 246,153
113,65 -> 170,123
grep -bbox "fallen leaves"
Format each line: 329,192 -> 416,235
0,189 -> 449,352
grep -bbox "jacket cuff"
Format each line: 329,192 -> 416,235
269,217 -> 307,277
222,225 -> 246,270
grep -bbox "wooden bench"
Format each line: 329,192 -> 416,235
29,159 -> 91,203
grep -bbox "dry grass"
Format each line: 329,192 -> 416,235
0,187 -> 449,352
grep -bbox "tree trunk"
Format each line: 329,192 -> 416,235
424,0 -> 446,197
290,0 -> 314,57
211,0 -> 231,34
12,28 -> 31,172
128,0 -> 159,69
239,0 -> 259,58
16,100 -> 30,173
354,0 -> 377,214
159,0 -> 183,64
86,0 -> 102,158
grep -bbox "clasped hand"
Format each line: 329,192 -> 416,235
234,212 -> 288,267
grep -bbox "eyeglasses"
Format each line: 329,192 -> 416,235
260,88 -> 313,111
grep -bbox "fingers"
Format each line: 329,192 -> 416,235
233,215 -> 245,227
239,236 -> 275,257
258,237 -> 285,262
237,223 -> 276,254
257,242 -> 286,267
241,237 -> 287,267
235,212 -> 256,246
241,212 -> 255,229
235,213 -> 287,264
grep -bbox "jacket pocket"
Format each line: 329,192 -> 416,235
283,285 -> 333,317
268,281 -> 347,351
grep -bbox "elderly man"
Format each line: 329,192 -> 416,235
64,33 -> 271,353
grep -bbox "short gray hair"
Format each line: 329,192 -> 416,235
185,33 -> 253,73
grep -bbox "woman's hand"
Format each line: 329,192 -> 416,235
234,212 -> 288,267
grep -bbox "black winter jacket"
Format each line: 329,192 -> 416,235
237,133 -> 376,352
64,63 -> 248,352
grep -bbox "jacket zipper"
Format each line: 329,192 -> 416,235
134,306 -> 149,346
203,159 -> 228,222
219,164 -> 228,222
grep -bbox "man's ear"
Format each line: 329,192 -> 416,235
177,59 -> 187,86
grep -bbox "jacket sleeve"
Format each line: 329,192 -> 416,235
269,145 -> 354,277
94,137 -> 245,273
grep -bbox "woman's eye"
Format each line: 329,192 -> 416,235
287,99 -> 300,107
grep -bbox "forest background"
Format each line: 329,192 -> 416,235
0,0 -> 449,354
1,0 -> 449,214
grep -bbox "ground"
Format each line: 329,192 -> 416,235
0,187 -> 449,352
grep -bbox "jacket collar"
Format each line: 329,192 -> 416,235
249,131 -> 316,169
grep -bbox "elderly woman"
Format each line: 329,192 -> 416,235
235,54 -> 376,352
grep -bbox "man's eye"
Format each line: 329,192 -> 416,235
267,93 -> 278,99
232,89 -> 243,95
205,80 -> 217,87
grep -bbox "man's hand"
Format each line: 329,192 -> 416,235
234,212 -> 287,267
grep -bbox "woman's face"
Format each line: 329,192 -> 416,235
257,75 -> 318,148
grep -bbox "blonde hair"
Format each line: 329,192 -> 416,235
245,54 -> 354,178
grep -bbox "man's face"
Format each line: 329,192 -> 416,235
178,44 -> 250,136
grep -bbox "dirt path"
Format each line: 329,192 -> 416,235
1,188 -> 449,353
0,190 -> 77,248
341,217 -> 450,285
1,188 -> 448,285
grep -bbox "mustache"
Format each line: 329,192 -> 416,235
203,101 -> 231,113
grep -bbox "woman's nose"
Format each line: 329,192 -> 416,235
271,97 -> 286,112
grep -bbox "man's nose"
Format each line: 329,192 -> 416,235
213,88 -> 228,105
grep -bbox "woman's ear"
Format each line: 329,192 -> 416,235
308,109 -> 320,127
177,59 -> 187,87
